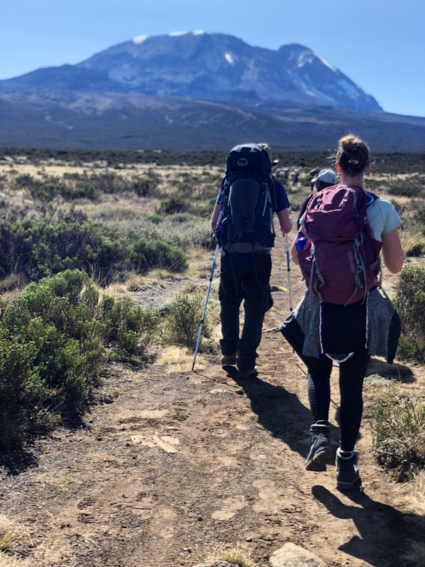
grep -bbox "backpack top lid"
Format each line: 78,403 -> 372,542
304,184 -> 368,243
226,144 -> 271,178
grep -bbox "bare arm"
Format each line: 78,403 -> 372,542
291,234 -> 299,265
211,203 -> 221,231
381,228 -> 405,274
277,209 -> 293,234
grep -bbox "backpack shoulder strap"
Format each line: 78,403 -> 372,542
365,190 -> 379,207
270,175 -> 278,211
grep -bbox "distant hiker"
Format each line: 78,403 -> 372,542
282,168 -> 289,181
291,170 -> 299,187
309,168 -> 320,191
281,135 -> 405,490
211,143 -> 292,378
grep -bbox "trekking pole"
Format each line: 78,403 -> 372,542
192,243 -> 220,371
285,233 -> 293,312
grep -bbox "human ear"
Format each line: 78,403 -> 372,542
336,162 -> 341,172
365,164 -> 370,173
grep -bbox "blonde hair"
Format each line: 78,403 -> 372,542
336,135 -> 370,177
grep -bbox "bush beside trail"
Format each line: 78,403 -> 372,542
0,270 -> 157,449
395,265 -> 425,363
372,397 -> 425,479
0,218 -> 187,282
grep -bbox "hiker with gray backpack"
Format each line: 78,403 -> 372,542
281,135 -> 405,490
211,143 -> 292,378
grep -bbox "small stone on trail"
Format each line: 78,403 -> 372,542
166,427 -> 180,431
270,543 -> 327,567
193,562 -> 235,567
210,389 -> 231,396
197,516 -> 202,521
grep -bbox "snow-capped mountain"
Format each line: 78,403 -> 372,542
1,32 -> 381,111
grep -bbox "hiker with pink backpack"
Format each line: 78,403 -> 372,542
281,135 -> 405,490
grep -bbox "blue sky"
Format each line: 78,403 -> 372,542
2,0 -> 424,117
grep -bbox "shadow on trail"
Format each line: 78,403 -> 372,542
225,366 -> 338,459
0,448 -> 38,476
312,485 -> 421,567
366,357 -> 415,383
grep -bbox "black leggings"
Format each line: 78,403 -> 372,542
305,351 -> 370,452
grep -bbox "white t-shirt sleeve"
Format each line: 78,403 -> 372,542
367,198 -> 402,241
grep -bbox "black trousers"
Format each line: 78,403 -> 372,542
219,252 -> 273,371
304,350 -> 370,452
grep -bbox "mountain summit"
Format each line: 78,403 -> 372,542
1,32 -> 381,111
77,32 -> 381,110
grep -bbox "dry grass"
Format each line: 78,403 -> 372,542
395,470 -> 425,525
196,542 -> 260,567
155,345 -> 207,373
402,541 -> 425,566
363,374 -> 399,396
399,230 -> 425,258
0,554 -> 27,567
0,515 -> 29,552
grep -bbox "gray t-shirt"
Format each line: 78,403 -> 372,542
366,196 -> 402,241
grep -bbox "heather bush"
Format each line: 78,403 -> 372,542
0,270 -> 157,448
388,176 -> 424,198
165,292 -> 210,349
0,219 -> 187,282
372,397 -> 425,478
394,266 -> 425,363
14,171 -> 160,201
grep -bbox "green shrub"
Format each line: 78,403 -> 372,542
394,266 -> 425,363
0,270 -> 157,448
145,214 -> 164,224
413,204 -> 425,225
390,200 -> 408,220
372,397 -> 425,478
388,176 -> 424,198
0,219 -> 187,282
133,177 -> 159,197
192,199 -> 216,218
160,195 -> 191,216
14,172 -> 160,201
15,175 -> 101,202
406,242 -> 425,258
165,293 -> 209,349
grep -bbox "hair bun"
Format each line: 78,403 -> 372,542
340,136 -> 358,152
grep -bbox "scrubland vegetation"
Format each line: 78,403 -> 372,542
0,158 -> 223,448
1,150 -> 425,525
0,150 -> 425,566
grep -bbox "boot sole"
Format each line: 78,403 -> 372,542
305,448 -> 333,471
336,476 -> 362,491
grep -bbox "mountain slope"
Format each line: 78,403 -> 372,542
1,32 -> 381,112
1,91 -> 423,151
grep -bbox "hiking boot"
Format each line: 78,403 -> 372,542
221,352 -> 237,366
305,421 -> 333,471
238,366 -> 258,379
336,450 -> 361,491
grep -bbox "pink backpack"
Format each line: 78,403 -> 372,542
298,185 -> 382,305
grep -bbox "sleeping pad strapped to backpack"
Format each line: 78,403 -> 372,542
214,144 -> 277,251
298,185 -> 382,305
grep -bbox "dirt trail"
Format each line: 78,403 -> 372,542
0,231 -> 421,567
